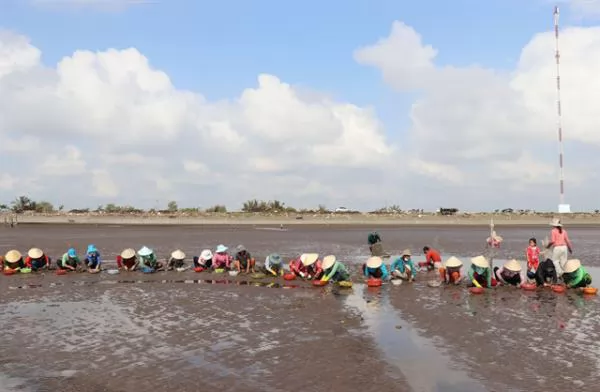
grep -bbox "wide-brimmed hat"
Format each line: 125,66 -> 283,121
138,246 -> 153,257
236,244 -> 247,253
471,255 -> 490,269
366,256 -> 383,269
322,255 -> 336,270
87,244 -> 98,254
121,248 -> 136,259
216,244 -> 228,253
5,250 -> 22,263
28,248 -> 43,259
564,259 -> 581,274
401,249 -> 411,257
444,256 -> 463,268
550,218 -> 563,227
504,259 -> 522,272
301,253 -> 319,267
200,249 -> 213,261
267,253 -> 282,265
171,249 -> 185,260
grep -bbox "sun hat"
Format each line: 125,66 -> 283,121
138,246 -> 153,257
401,249 -> 411,257
216,244 -> 228,253
200,249 -> 213,261
366,256 -> 383,269
236,244 -> 246,253
5,250 -> 22,263
121,248 -> 136,259
471,255 -> 490,269
564,259 -> 581,274
267,253 -> 282,265
322,255 -> 336,270
301,253 -> 319,267
550,218 -> 563,227
504,259 -> 522,272
171,249 -> 186,260
87,244 -> 98,254
27,248 -> 43,259
444,256 -> 463,268
67,248 -> 77,257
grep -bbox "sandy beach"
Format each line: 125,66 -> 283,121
0,224 -> 599,391
6,212 -> 600,227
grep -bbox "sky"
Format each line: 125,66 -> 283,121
1,0 -> 600,212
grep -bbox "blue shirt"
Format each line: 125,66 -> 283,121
390,257 -> 416,278
364,264 -> 389,280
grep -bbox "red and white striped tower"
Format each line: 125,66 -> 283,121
554,6 -> 570,213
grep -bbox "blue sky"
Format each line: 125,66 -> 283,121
1,0 -> 577,136
2,0 -> 600,211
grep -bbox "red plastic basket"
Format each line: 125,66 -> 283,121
193,267 -> 204,273
56,269 -> 67,276
283,273 -> 296,281
521,282 -> 537,291
367,278 -> 382,287
312,280 -> 328,287
469,287 -> 484,294
551,285 -> 566,293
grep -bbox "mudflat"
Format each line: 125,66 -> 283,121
0,224 -> 598,391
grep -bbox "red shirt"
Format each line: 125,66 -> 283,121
425,249 -> 442,264
526,246 -> 540,271
289,258 -> 323,279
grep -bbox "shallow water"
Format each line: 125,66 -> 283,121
2,225 -> 600,391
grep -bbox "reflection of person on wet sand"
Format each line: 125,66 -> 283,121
468,256 -> 497,288
493,259 -> 524,288
362,256 -> 389,280
441,256 -> 463,285
390,250 -> 416,282
563,259 -> 592,290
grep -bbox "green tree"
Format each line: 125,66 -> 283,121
105,203 -> 119,213
35,201 -> 55,213
167,201 -> 178,212
205,205 -> 227,213
11,196 -> 36,213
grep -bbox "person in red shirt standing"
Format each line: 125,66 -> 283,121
525,238 -> 540,281
420,246 -> 442,271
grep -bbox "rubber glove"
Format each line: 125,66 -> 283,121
472,279 -> 482,288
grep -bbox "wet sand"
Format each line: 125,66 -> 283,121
1,224 -> 600,391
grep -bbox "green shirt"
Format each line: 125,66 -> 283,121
61,253 -> 80,268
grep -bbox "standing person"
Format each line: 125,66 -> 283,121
525,238 -> 541,281
420,246 -> 442,271
546,218 -> 573,276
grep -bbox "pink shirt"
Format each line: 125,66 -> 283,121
212,253 -> 231,269
550,228 -> 570,247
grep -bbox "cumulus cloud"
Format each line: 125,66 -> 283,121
0,30 -> 395,210
355,20 -> 600,210
2,9 -> 600,212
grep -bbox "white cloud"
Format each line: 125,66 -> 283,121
2,8 -> 600,211
355,19 -> 600,210
0,31 -> 394,210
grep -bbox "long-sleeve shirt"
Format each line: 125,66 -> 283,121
264,256 -> 283,276
390,257 -> 416,279
535,259 -> 557,286
494,267 -> 524,286
85,252 -> 102,267
564,267 -> 591,288
60,253 -> 80,268
526,246 -> 540,271
321,261 -> 350,282
363,264 -> 389,280
25,255 -> 50,268
550,228 -> 572,247
212,253 -> 231,269
468,265 -> 492,288
289,258 -> 323,279
139,254 -> 158,269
